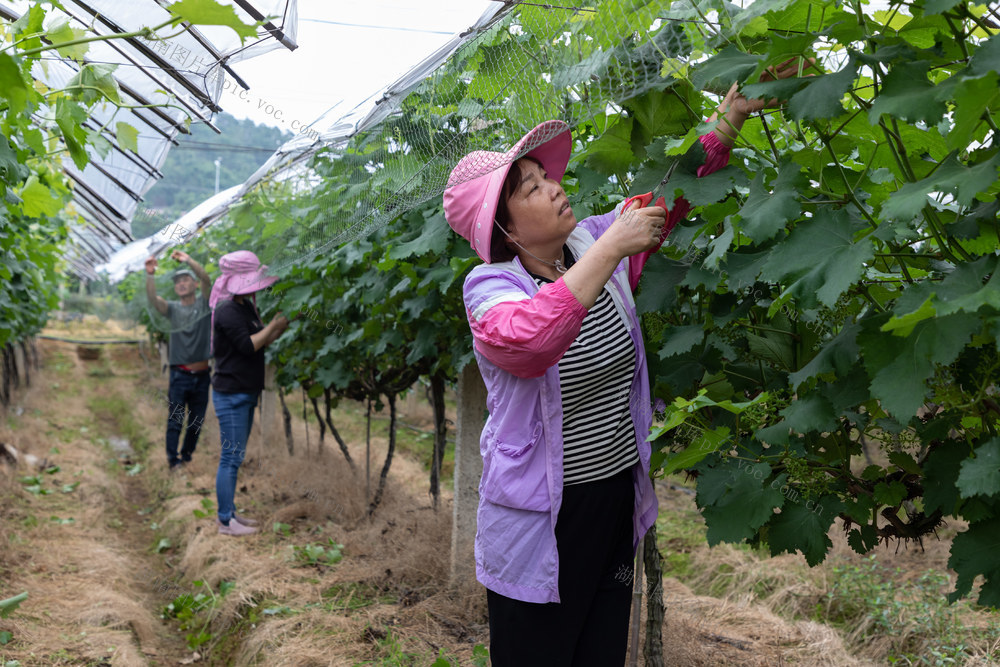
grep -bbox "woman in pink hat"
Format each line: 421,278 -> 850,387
443,69 -> 808,665
209,250 -> 289,537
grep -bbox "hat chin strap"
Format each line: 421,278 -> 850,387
493,220 -> 567,274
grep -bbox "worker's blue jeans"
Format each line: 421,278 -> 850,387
213,390 -> 258,524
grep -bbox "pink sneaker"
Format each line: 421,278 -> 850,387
217,519 -> 257,537
232,514 -> 259,527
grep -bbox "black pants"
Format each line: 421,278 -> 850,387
165,367 -> 210,467
487,468 -> 636,667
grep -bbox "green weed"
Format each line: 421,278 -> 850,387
429,644 -> 489,667
818,555 -> 1000,665
161,580 -> 234,650
192,498 -> 214,519
291,539 -> 343,567
321,582 -> 396,612
358,628 -> 418,666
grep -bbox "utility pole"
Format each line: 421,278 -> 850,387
214,157 -> 221,194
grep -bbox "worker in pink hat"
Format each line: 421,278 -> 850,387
443,63 -> 810,665
209,250 -> 289,537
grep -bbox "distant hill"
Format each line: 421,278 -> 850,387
131,113 -> 290,238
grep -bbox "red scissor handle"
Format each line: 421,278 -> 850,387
621,192 -> 677,239
622,191 -> 668,212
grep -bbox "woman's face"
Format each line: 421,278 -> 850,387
505,158 -> 576,250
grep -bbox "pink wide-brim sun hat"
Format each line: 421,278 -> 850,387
209,250 -> 279,313
222,250 -> 279,295
443,120 -> 572,263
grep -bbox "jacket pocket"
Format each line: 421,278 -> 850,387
480,422 -> 550,512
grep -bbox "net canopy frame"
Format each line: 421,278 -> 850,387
0,0 -> 299,280
98,0 -> 507,281
100,0 -> 725,279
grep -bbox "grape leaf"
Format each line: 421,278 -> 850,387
20,176 -> 62,218
746,330 -> 794,371
635,253 -> 688,313
888,451 -> 922,475
787,60 -> 858,121
750,31 -> 821,81
729,0 -> 797,31
943,73 -> 1000,151
843,492 -> 876,524
661,427 -> 732,475
934,261 -> 1000,317
115,122 -> 139,153
873,480 -> 907,507
924,0 -> 965,15
766,494 -> 844,565
947,517 -> 1000,606
867,61 -> 947,125
817,367 -> 871,417
0,53 -> 29,114
584,116 -> 634,175
882,152 -> 1000,221
967,34 -> 1000,77
697,461 -> 786,544
66,63 -> 121,105
387,217 -> 450,259
847,524 -> 879,553
779,393 -> 838,434
740,77 -> 810,105
760,208 -> 874,309
872,13 -> 945,48
724,251 -> 772,294
54,98 -> 90,170
628,89 -> 693,145
552,47 -> 612,88
690,46 -> 762,91
664,166 -> 745,207
861,312 -> 980,419
956,438 -> 1000,498
45,16 -> 88,60
658,324 -> 704,359
167,0 -> 258,40
882,297 -> 937,337
739,161 -> 807,242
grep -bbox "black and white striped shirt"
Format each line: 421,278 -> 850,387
532,253 -> 640,485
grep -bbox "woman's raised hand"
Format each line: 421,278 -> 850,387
723,57 -> 819,116
605,200 -> 667,258
712,56 -> 818,147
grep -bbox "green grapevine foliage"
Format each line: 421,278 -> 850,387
0,1 -> 256,351
150,0 -> 1000,606
625,0 -> 1000,606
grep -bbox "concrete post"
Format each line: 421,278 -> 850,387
12,343 -> 25,386
450,361 -> 487,587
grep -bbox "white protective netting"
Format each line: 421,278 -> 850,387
0,0 -> 297,279
102,0 -> 708,279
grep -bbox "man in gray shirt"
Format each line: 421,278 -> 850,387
145,250 -> 213,470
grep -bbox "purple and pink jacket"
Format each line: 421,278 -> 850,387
463,133 -> 730,603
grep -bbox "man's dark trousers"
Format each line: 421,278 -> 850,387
166,367 -> 210,467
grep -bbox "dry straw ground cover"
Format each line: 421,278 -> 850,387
0,323 -> 996,665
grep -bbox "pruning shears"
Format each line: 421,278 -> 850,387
618,157 -> 682,237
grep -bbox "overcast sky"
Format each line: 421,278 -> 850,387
220,0 -> 495,135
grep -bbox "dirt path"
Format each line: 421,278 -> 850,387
0,338 -> 859,667
1,337 -> 469,666
0,339 -> 203,665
